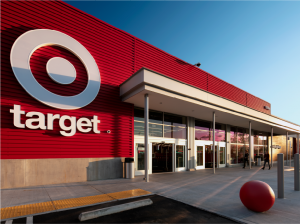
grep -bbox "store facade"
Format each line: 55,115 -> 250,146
1,1 -> 300,188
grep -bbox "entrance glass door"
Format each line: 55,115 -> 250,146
205,145 -> 218,168
195,143 -> 205,170
152,143 -> 173,173
218,143 -> 226,168
175,144 -> 186,171
196,141 -> 226,169
135,142 -> 152,176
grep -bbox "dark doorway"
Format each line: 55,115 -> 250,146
205,145 -> 217,168
152,143 -> 173,173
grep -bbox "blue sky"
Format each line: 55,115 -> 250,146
67,1 -> 300,125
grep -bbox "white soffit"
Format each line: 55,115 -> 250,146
120,68 -> 300,134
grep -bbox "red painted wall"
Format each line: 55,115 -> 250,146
1,0 -> 271,160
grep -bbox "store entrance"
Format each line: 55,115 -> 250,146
205,145 -> 217,168
152,143 -> 173,173
195,141 -> 226,169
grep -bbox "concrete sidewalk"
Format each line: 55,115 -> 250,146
1,165 -> 299,223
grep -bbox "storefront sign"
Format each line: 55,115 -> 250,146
9,29 -> 102,136
10,104 -> 100,136
10,29 -> 101,110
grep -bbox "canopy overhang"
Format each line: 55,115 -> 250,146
120,68 -> 300,136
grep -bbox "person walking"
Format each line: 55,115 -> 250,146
262,152 -> 271,170
243,150 -> 249,168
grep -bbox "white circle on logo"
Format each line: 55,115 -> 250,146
46,57 -> 76,85
10,29 -> 101,110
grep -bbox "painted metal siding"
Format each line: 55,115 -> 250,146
1,0 -> 271,160
1,1 -> 134,159
247,93 -> 271,114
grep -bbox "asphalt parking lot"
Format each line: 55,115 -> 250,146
3,195 -> 237,223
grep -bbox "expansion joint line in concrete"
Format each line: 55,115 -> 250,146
0,188 -> 151,220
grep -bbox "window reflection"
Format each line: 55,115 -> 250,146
237,128 -> 245,144
195,120 -> 225,142
176,145 -> 185,168
134,108 -> 186,139
136,143 -> 145,170
215,129 -> 225,142
231,144 -> 237,164
230,127 -> 237,143
164,113 -> 186,127
134,121 -> 144,136
195,127 -> 210,140
197,146 -> 203,166
230,127 -> 269,164
149,123 -> 163,137
220,147 -> 225,164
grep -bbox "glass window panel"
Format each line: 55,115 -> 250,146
237,128 -> 245,144
176,145 -> 185,168
136,143 -> 145,170
244,145 -> 249,162
214,123 -> 225,142
254,135 -> 259,145
262,136 -> 268,145
134,108 -> 163,124
230,129 -> 237,143
134,108 -> 144,122
195,120 -> 211,129
258,146 -> 264,161
195,127 -> 211,141
231,145 -> 237,164
220,147 -> 225,164
258,136 -> 267,145
215,129 -> 225,142
149,123 -> 163,137
254,146 -> 259,159
197,146 -> 203,166
244,130 -> 249,144
205,145 -> 218,168
134,121 -> 144,136
238,145 -> 246,163
164,125 -> 172,138
173,126 -> 186,139
149,111 -> 163,124
215,123 -> 223,130
164,113 -> 186,127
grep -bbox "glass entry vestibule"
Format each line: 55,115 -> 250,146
134,139 -> 187,176
134,108 -> 188,176
195,141 -> 226,169
152,142 -> 173,173
195,119 -> 226,169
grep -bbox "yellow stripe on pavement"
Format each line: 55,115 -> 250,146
0,201 -> 55,220
0,188 -> 151,220
53,194 -> 114,210
108,189 -> 151,200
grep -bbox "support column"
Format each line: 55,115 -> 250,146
213,112 -> 215,174
271,127 -> 273,167
290,141 -> 292,167
187,117 -> 195,171
249,121 -> 252,169
297,134 -> 300,154
286,132 -> 288,166
294,154 -> 299,191
277,153 -> 284,198
226,125 -> 231,167
144,94 -> 149,182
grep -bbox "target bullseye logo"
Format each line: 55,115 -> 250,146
46,57 -> 77,85
10,29 -> 101,110
9,29 -> 102,136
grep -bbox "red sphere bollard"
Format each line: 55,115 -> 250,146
239,180 -> 275,212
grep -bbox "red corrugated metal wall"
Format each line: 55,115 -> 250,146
1,0 -> 271,160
